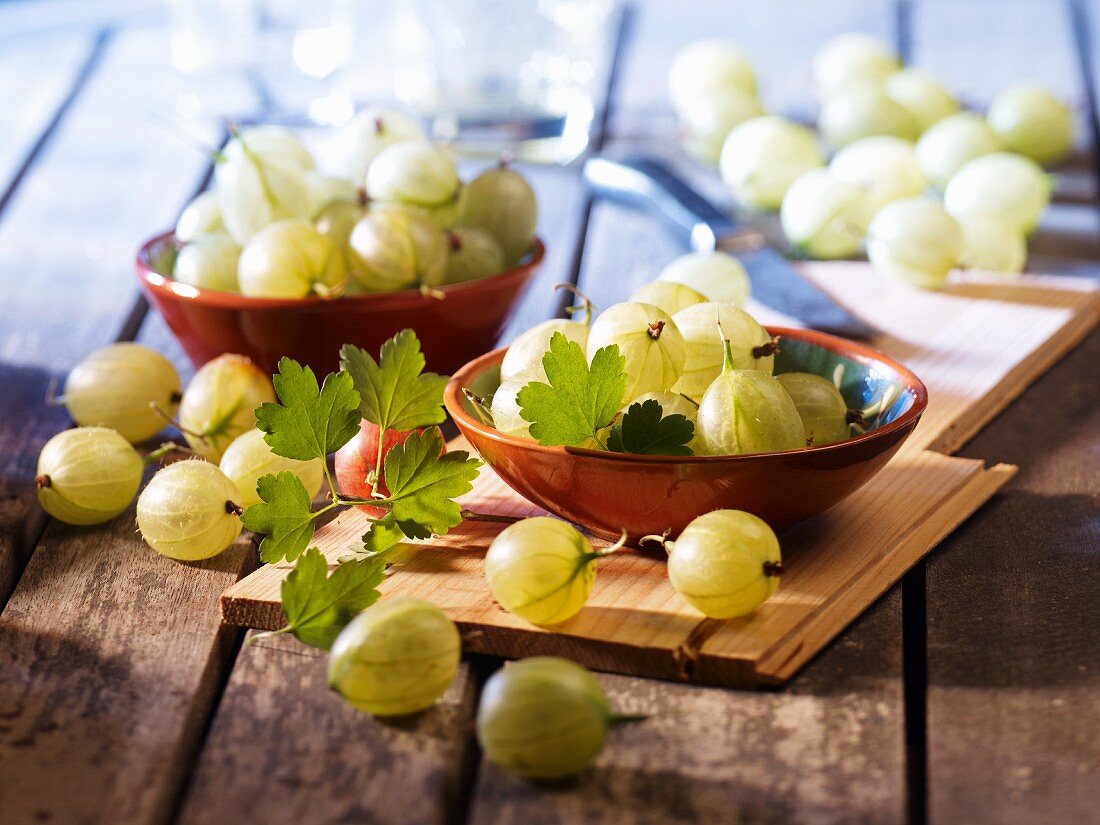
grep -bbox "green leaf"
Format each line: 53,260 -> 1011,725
280,548 -> 385,649
517,333 -> 627,447
361,513 -> 406,556
340,330 -> 449,433
242,472 -> 319,563
377,427 -> 481,539
607,399 -> 695,456
256,357 -> 361,462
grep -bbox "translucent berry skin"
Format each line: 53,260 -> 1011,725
668,39 -> 758,119
490,371 -> 538,441
866,196 -> 963,289
942,152 -> 1051,236
315,198 -> 368,276
175,191 -> 225,243
219,428 -> 324,508
657,251 -> 751,307
586,302 -> 686,402
956,212 -> 1027,275
136,460 -> 243,561
812,33 -> 899,101
178,354 -> 276,462
830,136 -> 927,214
819,86 -> 920,150
63,343 -> 181,444
776,372 -> 849,446
628,281 -> 707,316
915,112 -> 1002,190
333,107 -> 426,182
697,368 -> 806,456
459,165 -> 539,266
476,657 -> 610,780
720,116 -> 825,210
986,83 -> 1074,166
215,128 -> 314,245
304,171 -> 357,219
366,141 -> 460,208
679,89 -> 765,166
173,232 -> 241,293
238,219 -> 347,299
666,509 -> 782,619
347,206 -> 448,291
670,303 -> 773,403
780,168 -> 873,259
328,597 -> 461,717
36,427 -> 143,525
883,69 -> 957,132
500,319 -> 589,383
484,517 -> 597,625
444,226 -> 505,284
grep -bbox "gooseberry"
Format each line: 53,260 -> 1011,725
36,427 -> 143,525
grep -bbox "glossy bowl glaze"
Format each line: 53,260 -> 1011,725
445,327 -> 928,541
135,231 -> 544,375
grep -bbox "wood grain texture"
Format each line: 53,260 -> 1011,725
0,498 -> 255,824
221,446 -> 1012,688
923,326 -> 1100,825
175,634 -> 479,825
0,26 -> 234,605
470,587 -> 906,825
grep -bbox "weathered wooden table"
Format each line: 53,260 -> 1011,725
0,1 -> 1097,823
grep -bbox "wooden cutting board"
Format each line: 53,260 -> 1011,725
221,265 -> 1099,688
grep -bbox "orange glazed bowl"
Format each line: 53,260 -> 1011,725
135,231 -> 544,375
445,327 -> 928,541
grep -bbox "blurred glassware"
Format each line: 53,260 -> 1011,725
390,0 -> 614,164
167,0 -> 356,125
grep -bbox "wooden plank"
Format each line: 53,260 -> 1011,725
0,20 -> 249,601
174,634 -> 479,825
0,20 -> 265,825
0,29 -> 105,211
0,501 -> 255,824
221,443 -> 1012,688
923,329 -> 1100,825
470,587 -> 907,825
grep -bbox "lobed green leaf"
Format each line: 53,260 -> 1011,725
280,548 -> 386,649
607,399 -> 695,456
256,357 -> 361,462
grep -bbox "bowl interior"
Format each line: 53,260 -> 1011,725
458,330 -> 919,441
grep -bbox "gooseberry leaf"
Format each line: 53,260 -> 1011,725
256,357 -> 361,462
340,331 -> 449,433
242,472 -> 319,563
607,400 -> 695,456
279,548 -> 385,649
377,427 -> 481,539
517,333 -> 627,447
361,513 -> 406,556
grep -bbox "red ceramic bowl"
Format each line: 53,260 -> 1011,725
135,232 -> 544,375
445,327 -> 928,541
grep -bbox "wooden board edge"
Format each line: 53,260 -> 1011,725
753,462 -> 1018,685
927,294 -> 1100,455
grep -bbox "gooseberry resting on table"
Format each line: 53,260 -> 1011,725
867,196 -> 963,289
36,427 -> 143,526
178,353 -> 276,462
136,460 -> 243,561
719,115 -> 825,210
780,168 -> 873,259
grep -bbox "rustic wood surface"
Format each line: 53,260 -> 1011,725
0,1 -> 1097,824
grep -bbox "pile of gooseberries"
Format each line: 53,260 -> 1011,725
38,343 -> 321,563
486,251 -> 862,458
670,33 -> 1071,284
170,116 -> 538,299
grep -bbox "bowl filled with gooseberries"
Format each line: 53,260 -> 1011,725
446,251 -> 928,541
137,111 -> 543,375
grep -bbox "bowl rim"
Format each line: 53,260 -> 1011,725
444,325 -> 929,463
135,230 -> 546,310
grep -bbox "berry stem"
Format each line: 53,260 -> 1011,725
647,319 -> 666,340
554,282 -> 596,326
762,560 -> 784,577
148,402 -> 210,444
751,337 -> 780,360
461,389 -> 495,426
225,501 -> 244,517
35,474 -> 51,489
460,509 -> 522,524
